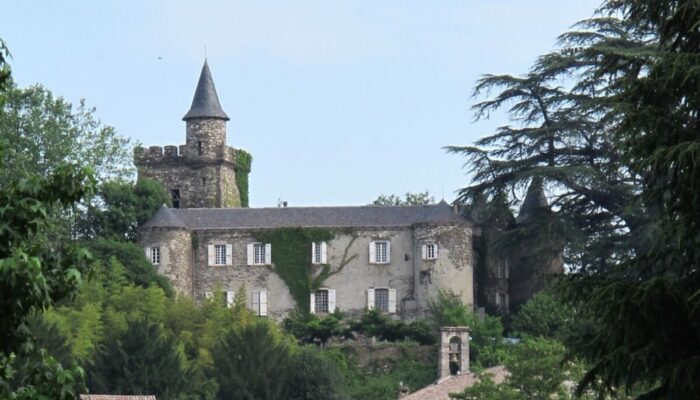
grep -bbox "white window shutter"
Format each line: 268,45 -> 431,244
225,244 -> 233,266
505,260 -> 510,279
369,241 -> 376,263
328,289 -> 336,312
367,288 -> 375,310
321,242 -> 328,264
495,293 -> 501,306
259,291 -> 268,316
309,292 -> 316,314
506,294 -> 510,309
421,244 -> 427,259
246,244 -> 254,266
388,288 -> 397,314
252,291 -> 260,313
207,245 -> 215,266
226,291 -> 235,308
435,244 -> 439,258
145,247 -> 151,258
205,291 -> 213,300
265,243 -> 272,264
311,242 -> 317,263
386,242 -> 391,263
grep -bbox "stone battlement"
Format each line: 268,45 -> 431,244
134,144 -> 239,165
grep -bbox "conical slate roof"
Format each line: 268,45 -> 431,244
142,205 -> 187,229
182,60 -> 229,121
517,177 -> 549,222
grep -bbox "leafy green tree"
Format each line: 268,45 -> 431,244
79,178 -> 170,240
84,239 -> 173,296
88,321 -> 193,399
0,38 -> 10,91
213,320 -> 293,400
286,347 -> 350,400
0,84 -> 133,185
0,154 -> 95,398
450,1 -> 700,397
372,191 -> 435,206
509,289 -> 573,341
455,337 -> 573,400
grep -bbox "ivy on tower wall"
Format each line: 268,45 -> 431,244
234,149 -> 252,208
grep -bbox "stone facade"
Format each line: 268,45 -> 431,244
138,206 -> 473,320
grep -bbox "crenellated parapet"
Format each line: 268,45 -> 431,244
134,145 -> 186,165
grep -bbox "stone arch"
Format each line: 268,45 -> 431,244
438,327 -> 470,380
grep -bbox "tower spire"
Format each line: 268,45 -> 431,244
183,59 -> 229,121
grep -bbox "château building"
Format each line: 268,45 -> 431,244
136,61 -> 561,319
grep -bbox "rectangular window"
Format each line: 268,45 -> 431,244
215,244 -> 226,265
150,247 -> 160,265
374,288 -> 389,312
171,188 -> 180,209
370,240 -> 389,264
423,243 -> 437,260
315,289 -> 329,313
312,241 -> 327,264
254,243 -> 266,265
197,141 -> 203,156
497,259 -> 509,279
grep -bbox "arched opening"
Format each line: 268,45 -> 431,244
449,336 -> 462,375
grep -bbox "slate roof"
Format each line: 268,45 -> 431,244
142,201 -> 466,230
517,177 -> 549,220
182,59 -> 229,121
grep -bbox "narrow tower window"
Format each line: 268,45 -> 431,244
202,177 -> 207,186
171,189 -> 180,209
197,141 -> 203,156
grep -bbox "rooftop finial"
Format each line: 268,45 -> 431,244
183,59 -> 229,121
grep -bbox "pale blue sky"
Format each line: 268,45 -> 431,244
2,0 -> 600,207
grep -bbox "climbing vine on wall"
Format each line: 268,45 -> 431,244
254,228 -> 357,313
234,149 -> 252,207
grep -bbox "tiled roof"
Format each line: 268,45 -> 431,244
142,201 -> 467,230
80,396 -> 157,400
182,59 -> 229,121
402,366 -> 508,400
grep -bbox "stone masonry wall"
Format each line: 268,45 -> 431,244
187,225 -> 472,320
139,227 -> 193,295
134,142 -> 240,208
414,223 -> 474,315
184,119 -> 226,159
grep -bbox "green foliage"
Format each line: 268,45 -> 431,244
84,239 -> 173,296
79,178 -> 170,240
332,344 -> 436,400
372,191 -> 435,206
510,288 -> 574,341
253,228 -> 340,313
286,347 -> 350,400
351,310 -> 436,345
283,310 -> 352,344
213,320 -> 293,400
234,149 -> 252,208
0,84 -> 133,185
0,38 -> 10,91
428,290 -> 506,367
0,149 -> 95,397
89,322 -> 194,400
455,337 -> 574,400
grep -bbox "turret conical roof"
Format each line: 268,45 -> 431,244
182,60 -> 229,121
516,177 -> 549,223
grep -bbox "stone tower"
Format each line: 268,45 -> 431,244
437,327 -> 470,380
134,60 -> 249,208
